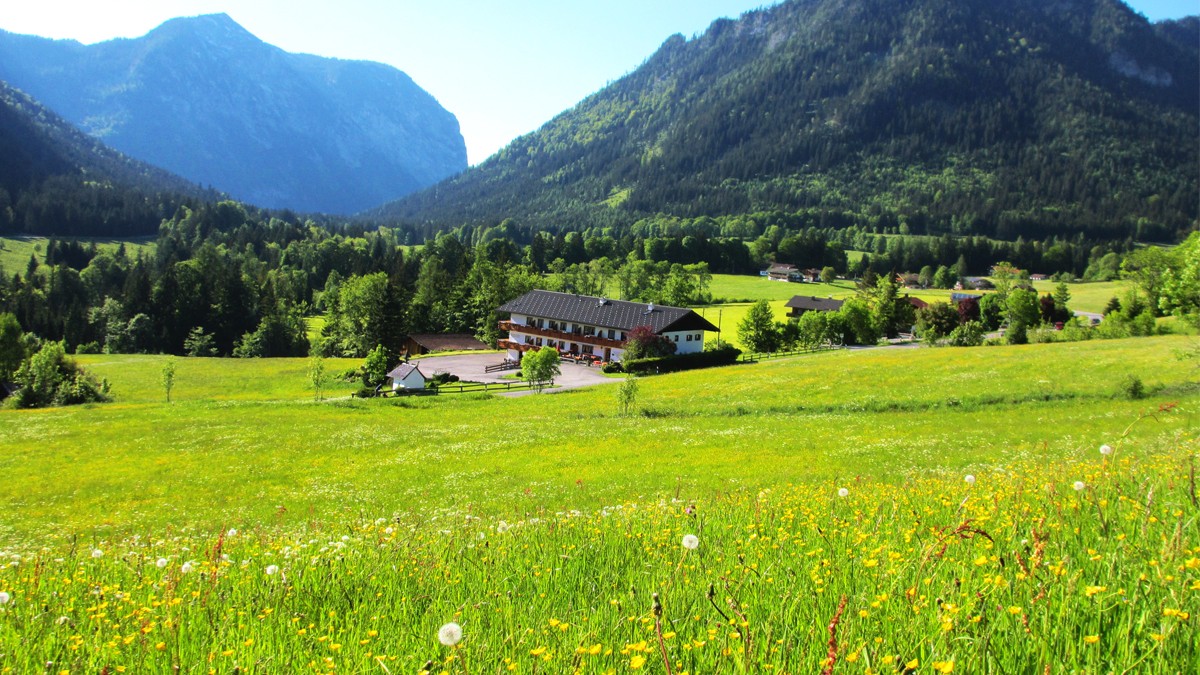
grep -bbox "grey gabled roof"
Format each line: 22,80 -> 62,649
785,295 -> 844,312
498,290 -> 718,334
386,363 -> 424,381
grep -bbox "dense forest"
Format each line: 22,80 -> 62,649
376,0 -> 1198,242
0,80 -> 221,237
0,200 -> 1144,360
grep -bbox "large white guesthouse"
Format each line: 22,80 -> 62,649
497,290 -> 719,363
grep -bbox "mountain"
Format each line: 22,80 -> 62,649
0,14 -> 467,215
376,0 -> 1198,242
0,79 -> 218,236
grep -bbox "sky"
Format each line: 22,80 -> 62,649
2,1 -> 1194,165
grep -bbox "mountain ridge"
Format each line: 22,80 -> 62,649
0,79 -> 219,236
0,14 -> 467,215
375,0 -> 1198,242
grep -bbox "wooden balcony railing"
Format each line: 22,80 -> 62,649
498,321 -> 625,349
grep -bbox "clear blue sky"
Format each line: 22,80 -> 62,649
2,1 -> 1194,165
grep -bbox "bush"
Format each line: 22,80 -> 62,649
427,372 -> 460,387
601,361 -> 624,374
621,346 -> 741,375
1119,374 -> 1146,400
8,341 -> 110,408
946,321 -> 985,347
74,341 -> 102,355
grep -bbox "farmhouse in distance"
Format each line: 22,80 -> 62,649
497,290 -> 718,363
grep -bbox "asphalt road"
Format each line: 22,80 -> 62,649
415,353 -> 617,396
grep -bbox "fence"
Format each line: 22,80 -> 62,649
484,359 -> 520,374
738,342 -> 842,363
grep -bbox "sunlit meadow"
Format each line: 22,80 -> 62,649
0,336 -> 1196,672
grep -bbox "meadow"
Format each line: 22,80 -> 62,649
0,236 -> 156,273
696,275 -> 1137,350
0,336 -> 1196,672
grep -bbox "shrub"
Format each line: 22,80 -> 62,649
946,321 -> 985,347
621,346 -> 740,375
8,341 -> 110,408
1119,374 -> 1146,400
600,361 -> 624,374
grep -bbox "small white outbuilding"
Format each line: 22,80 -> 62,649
386,363 -> 427,391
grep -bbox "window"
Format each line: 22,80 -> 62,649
607,329 -> 616,339
686,334 -> 692,341
673,335 -> 679,342
583,325 -> 595,336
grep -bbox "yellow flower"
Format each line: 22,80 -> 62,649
1150,633 -> 1165,642
1007,606 -> 1022,615
155,642 -> 166,651
1084,585 -> 1106,597
630,654 -> 646,669
906,658 -> 920,669
933,660 -> 955,673
529,646 -> 546,656
1084,635 -> 1100,644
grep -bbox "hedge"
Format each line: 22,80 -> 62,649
620,346 -> 741,375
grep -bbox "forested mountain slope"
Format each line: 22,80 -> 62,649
0,80 -> 217,236
377,0 -> 1198,242
0,14 -> 467,214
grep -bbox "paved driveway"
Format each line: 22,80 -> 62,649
415,353 -> 616,394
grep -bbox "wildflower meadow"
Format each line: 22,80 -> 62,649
0,336 -> 1196,672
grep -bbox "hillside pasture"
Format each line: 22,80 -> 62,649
0,235 -> 156,273
0,337 -> 1195,672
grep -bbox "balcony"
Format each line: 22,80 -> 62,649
498,320 -> 625,349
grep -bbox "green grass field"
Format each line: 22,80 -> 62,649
0,337 -> 1196,672
0,235 -> 156,274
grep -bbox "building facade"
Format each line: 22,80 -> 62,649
497,290 -> 719,363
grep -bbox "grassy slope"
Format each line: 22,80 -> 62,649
0,235 -> 156,273
701,275 -> 1137,349
0,336 -> 1194,541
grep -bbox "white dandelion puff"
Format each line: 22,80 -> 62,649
1099,444 -> 1113,456
438,622 -> 463,646
837,487 -> 849,498
156,558 -> 168,569
0,591 -> 10,605
682,534 -> 700,550
181,562 -> 194,574
265,565 -> 279,576
964,474 -> 976,485
226,529 -> 238,537
1073,481 -> 1086,491
91,549 -> 103,559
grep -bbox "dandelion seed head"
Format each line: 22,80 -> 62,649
438,622 -> 463,646
227,529 -> 237,537
682,534 -> 700,550
1073,481 -> 1086,492
0,591 -> 9,605
837,487 -> 849,498
90,549 -> 103,559
155,558 -> 168,568
1099,444 -> 1113,456
181,562 -> 194,574
266,564 -> 279,576
964,474 -> 976,485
